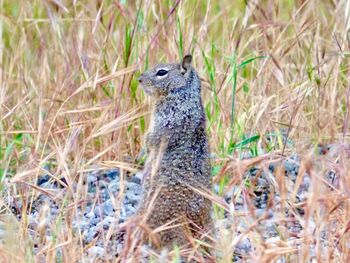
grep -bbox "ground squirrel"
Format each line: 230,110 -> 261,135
138,55 -> 212,248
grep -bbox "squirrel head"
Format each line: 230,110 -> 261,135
138,55 -> 193,97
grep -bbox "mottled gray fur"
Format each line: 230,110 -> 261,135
138,55 -> 212,248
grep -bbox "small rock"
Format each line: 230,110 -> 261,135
104,170 -> 119,180
36,174 -> 51,186
133,171 -> 144,184
87,175 -> 97,185
87,246 -> 105,258
108,181 -> 120,193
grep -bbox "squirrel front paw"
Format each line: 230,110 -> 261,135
145,132 -> 170,152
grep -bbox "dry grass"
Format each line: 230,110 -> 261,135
1,0 -> 350,262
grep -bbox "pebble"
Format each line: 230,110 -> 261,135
88,246 -> 105,258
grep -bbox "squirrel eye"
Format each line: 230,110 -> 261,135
156,69 -> 168,76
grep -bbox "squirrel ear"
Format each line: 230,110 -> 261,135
181,54 -> 192,71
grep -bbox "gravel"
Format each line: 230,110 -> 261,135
4,169 -> 143,260
5,151 -> 340,261
219,155 -> 313,259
